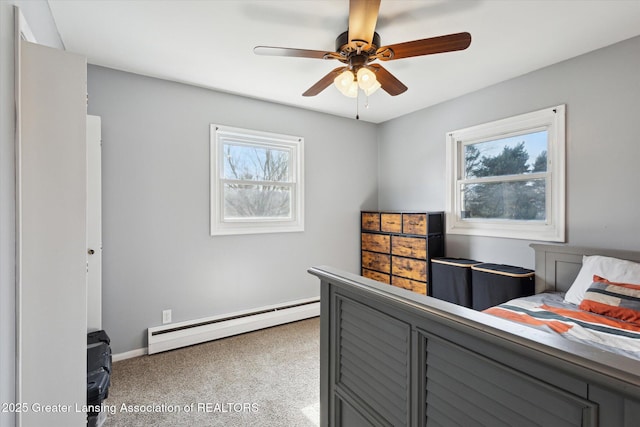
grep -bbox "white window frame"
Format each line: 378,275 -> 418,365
210,124 -> 304,236
445,105 -> 565,242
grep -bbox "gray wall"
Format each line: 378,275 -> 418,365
7,0 -> 639,368
0,2 -> 64,426
87,66 -> 378,354
378,35 -> 640,269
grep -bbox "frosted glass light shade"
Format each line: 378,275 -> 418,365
357,67 -> 378,91
334,70 -> 355,96
344,81 -> 358,98
363,80 -> 381,96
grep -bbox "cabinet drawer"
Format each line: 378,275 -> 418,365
392,256 -> 427,281
362,251 -> 390,273
392,276 -> 427,294
361,212 -> 380,231
402,214 -> 427,235
362,268 -> 390,284
381,213 -> 402,233
361,233 -> 390,253
391,236 -> 426,259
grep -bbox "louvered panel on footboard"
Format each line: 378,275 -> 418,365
311,264 -> 640,427
336,296 -> 411,426
424,336 -> 597,427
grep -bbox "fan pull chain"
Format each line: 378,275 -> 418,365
356,90 -> 360,120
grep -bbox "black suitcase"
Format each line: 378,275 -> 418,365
87,330 -> 111,346
88,342 -> 112,374
87,367 -> 110,408
87,412 -> 107,427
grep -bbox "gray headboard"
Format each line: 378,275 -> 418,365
531,243 -> 640,293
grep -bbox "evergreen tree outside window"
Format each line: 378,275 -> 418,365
446,106 -> 565,241
210,125 -> 304,235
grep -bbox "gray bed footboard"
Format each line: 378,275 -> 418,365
309,265 -> 640,427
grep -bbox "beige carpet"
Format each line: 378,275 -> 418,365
102,318 -> 320,427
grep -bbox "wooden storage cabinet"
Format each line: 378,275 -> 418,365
361,211 -> 444,295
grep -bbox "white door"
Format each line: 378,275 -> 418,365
87,115 -> 102,332
18,39 -> 87,427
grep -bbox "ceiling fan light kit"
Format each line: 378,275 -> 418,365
254,0 -> 471,103
334,66 -> 381,98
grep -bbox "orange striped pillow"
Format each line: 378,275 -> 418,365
579,275 -> 640,325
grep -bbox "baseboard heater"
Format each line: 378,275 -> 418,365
147,297 -> 319,355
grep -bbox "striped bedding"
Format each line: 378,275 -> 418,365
484,293 -> 640,360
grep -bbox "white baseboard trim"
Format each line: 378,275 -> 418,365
112,347 -> 147,362
147,297 -> 320,355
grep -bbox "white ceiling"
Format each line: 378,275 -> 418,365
48,0 -> 640,123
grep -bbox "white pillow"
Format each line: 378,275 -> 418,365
564,255 -> 640,305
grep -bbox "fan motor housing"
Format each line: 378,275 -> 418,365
336,30 -> 381,54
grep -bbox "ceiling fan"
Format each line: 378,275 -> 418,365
254,0 -> 471,98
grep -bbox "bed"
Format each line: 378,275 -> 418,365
484,292 -> 640,361
308,243 -> 640,426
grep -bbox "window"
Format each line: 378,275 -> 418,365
446,105 -> 565,241
210,124 -> 304,235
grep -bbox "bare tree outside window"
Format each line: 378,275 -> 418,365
222,143 -> 292,219
210,124 -> 304,236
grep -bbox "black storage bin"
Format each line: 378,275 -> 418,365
431,258 -> 481,307
471,263 -> 535,311
87,342 -> 112,374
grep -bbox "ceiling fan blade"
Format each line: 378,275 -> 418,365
254,46 -> 334,59
302,67 -> 347,97
369,64 -> 407,96
348,0 -> 381,46
376,32 -> 471,61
